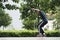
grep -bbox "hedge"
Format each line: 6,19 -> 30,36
45,30 -> 60,37
0,30 -> 60,37
0,30 -> 38,37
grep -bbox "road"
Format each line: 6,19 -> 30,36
0,37 -> 60,40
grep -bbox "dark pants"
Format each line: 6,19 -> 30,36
38,20 -> 48,34
38,11 -> 48,34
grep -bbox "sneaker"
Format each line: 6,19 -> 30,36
43,33 -> 46,37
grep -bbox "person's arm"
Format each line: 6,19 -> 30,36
31,8 -> 40,14
32,8 -> 40,11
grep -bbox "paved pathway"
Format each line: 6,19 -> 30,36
0,37 -> 60,40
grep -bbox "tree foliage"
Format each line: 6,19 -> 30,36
0,8 -> 12,27
0,0 -> 19,10
20,0 -> 51,29
12,0 -> 19,3
51,0 -> 60,29
54,6 -> 60,29
20,0 -> 60,30
0,0 -> 20,30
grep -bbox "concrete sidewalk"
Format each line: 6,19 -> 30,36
0,37 -> 60,40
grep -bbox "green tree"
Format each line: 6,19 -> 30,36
20,0 -> 57,30
50,0 -> 60,29
0,0 -> 19,30
54,6 -> 60,29
0,8 -> 12,30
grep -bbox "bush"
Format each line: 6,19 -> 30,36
45,30 -> 60,37
0,30 -> 38,37
0,30 -> 60,37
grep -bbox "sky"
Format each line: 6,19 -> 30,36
2,0 -> 24,30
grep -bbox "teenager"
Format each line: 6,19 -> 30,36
32,8 -> 48,37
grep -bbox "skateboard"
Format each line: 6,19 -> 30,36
37,33 -> 46,37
